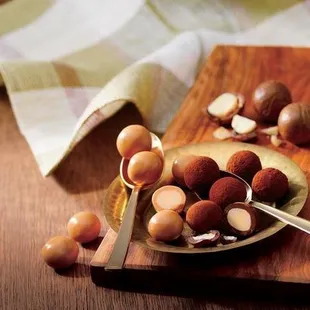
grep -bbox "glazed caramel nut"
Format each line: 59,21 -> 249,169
152,185 -> 186,213
172,154 -> 197,187
116,124 -> 152,159
224,203 -> 258,237
41,236 -> 79,269
148,210 -> 183,242
67,211 -> 101,243
127,151 -> 163,185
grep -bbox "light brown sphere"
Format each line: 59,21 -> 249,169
67,211 -> 101,243
253,80 -> 292,123
128,151 -> 163,185
148,210 -> 183,242
172,154 -> 197,187
116,125 -> 152,159
41,236 -> 79,269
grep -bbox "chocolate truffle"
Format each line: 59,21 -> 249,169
226,150 -> 262,183
209,177 -> 247,209
186,200 -> 222,233
253,80 -> 292,123
224,203 -> 258,237
172,154 -> 197,187
251,168 -> 289,202
184,156 -> 220,191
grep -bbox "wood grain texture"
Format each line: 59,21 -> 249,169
2,45 -> 310,309
0,90 -> 292,310
91,46 -> 310,294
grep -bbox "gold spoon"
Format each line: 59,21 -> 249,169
197,170 -> 310,234
105,133 -> 164,270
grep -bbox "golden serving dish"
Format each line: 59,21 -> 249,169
104,142 -> 308,254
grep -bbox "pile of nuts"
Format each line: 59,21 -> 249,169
148,150 -> 289,247
206,80 -> 310,146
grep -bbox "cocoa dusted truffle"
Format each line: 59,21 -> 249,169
226,150 -> 262,183
184,156 -> 220,191
186,200 -> 222,233
209,177 -> 247,209
252,168 -> 289,202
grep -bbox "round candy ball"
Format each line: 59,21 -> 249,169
148,210 -> 184,242
186,200 -> 223,233
226,150 -> 262,183
116,125 -> 152,159
209,177 -> 247,209
172,154 -> 197,187
41,236 -> 79,269
184,156 -> 220,191
128,151 -> 163,185
252,168 -> 289,202
252,80 -> 292,123
67,211 -> 101,243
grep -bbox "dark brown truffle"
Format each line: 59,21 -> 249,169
224,203 -> 258,237
186,200 -> 222,233
184,156 -> 220,191
251,168 -> 289,202
226,150 -> 262,183
253,80 -> 292,123
209,177 -> 247,209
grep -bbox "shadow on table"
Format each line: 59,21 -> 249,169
53,103 -> 143,194
56,262 -> 90,278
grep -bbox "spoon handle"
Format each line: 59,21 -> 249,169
105,186 -> 140,270
251,200 -> 310,234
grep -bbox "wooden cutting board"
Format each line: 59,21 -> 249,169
90,46 -> 310,293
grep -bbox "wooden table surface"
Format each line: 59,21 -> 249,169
0,84 -> 309,310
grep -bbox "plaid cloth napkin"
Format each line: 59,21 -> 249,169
0,0 -> 309,175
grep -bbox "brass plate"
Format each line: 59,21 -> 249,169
104,142 -> 308,254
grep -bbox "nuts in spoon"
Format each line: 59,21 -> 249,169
127,151 -> 163,186
116,124 -> 152,159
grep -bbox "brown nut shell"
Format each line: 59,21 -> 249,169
226,150 -> 262,183
224,203 -> 258,237
184,156 -> 220,192
253,80 -> 292,123
278,102 -> 310,145
186,200 -> 223,233
187,230 -> 220,247
251,168 -> 288,202
209,177 -> 247,209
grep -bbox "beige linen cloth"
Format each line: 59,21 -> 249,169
0,0 -> 309,175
